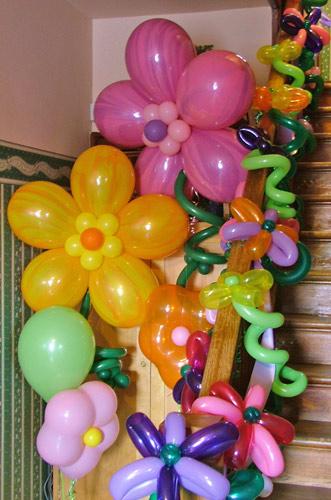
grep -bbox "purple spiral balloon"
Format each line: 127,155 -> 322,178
125,19 -> 196,103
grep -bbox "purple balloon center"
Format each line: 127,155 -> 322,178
144,119 -> 168,142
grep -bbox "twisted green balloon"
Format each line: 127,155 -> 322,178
272,58 -> 305,88
306,74 -> 325,111
302,0 -> 327,12
233,302 -> 307,397
262,241 -> 312,285
268,109 -> 316,156
90,347 -> 130,388
227,470 -> 264,500
242,149 -> 296,218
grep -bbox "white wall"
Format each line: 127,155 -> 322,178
1,0 -> 92,157
92,6 -> 272,107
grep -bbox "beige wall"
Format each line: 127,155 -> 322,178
92,6 -> 272,108
1,0 -> 92,157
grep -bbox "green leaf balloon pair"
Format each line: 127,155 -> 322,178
18,306 -> 96,401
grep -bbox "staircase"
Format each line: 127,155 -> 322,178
271,83 -> 331,499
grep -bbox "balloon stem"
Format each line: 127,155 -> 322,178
68,480 -> 77,500
60,472 -> 66,500
80,290 -> 91,319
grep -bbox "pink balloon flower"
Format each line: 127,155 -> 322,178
191,382 -> 295,478
37,381 -> 119,479
94,18 -> 255,201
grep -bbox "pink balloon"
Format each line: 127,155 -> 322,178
80,381 -> 118,427
181,128 -> 248,202
37,426 -> 84,466
143,103 -> 160,122
44,389 -> 95,434
251,424 -> 285,477
61,447 -> 101,480
125,19 -> 196,103
160,136 -> 181,156
135,147 -> 185,196
168,120 -> 191,142
191,396 -> 242,426
171,326 -> 190,346
94,80 -> 148,147
177,50 -> 255,129
159,101 -> 178,124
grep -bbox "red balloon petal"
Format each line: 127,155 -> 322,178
224,422 -> 252,469
260,412 -> 295,445
210,381 -> 244,410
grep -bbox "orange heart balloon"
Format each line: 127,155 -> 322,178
139,284 -> 210,388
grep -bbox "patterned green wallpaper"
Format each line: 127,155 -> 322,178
320,1 -> 331,80
0,143 -> 72,499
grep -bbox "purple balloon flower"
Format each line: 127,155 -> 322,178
281,7 -> 330,54
109,411 -> 239,500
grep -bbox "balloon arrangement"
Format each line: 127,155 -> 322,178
7,3 -> 329,499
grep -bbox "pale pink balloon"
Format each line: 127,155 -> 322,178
171,326 -> 190,346
37,426 -> 84,466
125,19 -> 196,103
251,424 -> 285,478
191,396 -> 242,426
181,128 -> 248,203
142,133 -> 158,148
159,101 -> 178,124
44,389 -> 95,434
168,120 -> 191,142
80,381 -> 117,427
143,103 -> 160,122
177,50 -> 255,129
94,80 -> 148,147
159,136 -> 181,156
61,447 -> 101,479
135,147 -> 185,196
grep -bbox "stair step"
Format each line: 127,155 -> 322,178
310,113 -> 331,133
303,134 -> 331,162
276,421 -> 331,488
277,313 -> 331,365
295,162 -> 331,201
293,363 -> 331,385
283,380 -> 331,423
271,483 -> 331,499
277,276 -> 331,315
302,238 -> 331,274
300,200 -> 331,238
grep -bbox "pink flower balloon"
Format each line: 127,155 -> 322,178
36,381 -> 119,479
94,19 -> 255,200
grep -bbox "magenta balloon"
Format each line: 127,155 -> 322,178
125,19 -> 196,103
135,147 -> 185,196
177,50 -> 255,129
182,128 -> 248,203
94,80 -> 148,147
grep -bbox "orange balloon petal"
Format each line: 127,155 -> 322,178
252,87 -> 272,112
244,231 -> 272,260
230,197 -> 264,224
139,285 -> 209,388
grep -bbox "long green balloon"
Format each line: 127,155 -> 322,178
233,302 -> 307,397
272,58 -> 305,88
18,306 -> 95,401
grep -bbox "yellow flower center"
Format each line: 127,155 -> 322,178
83,427 -> 103,447
65,212 -> 123,271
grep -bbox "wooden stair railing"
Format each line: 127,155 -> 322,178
200,0 -> 301,395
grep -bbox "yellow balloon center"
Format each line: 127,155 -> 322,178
83,427 -> 103,447
80,227 -> 105,250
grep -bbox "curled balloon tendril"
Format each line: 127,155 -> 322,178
257,40 -> 305,87
90,347 -> 130,389
303,0 -> 328,14
233,302 -> 308,398
175,171 -> 226,286
269,108 -> 316,156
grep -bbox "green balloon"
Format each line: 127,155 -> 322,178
18,306 -> 96,401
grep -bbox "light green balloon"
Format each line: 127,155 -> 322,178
18,306 -> 96,401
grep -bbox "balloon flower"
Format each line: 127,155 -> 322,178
220,197 -> 299,266
7,145 -> 188,327
281,7 -> 330,53
200,270 -> 274,311
192,382 -> 295,477
253,85 -> 311,113
109,412 -> 239,500
139,285 -> 210,388
37,381 -> 119,479
172,330 -> 210,413
94,18 -> 255,201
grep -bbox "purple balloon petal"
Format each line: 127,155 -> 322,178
268,231 -> 299,267
175,457 -> 230,500
164,412 -> 186,446
180,422 -> 239,459
109,457 -> 162,500
135,148 -> 185,196
321,12 -> 331,27
182,128 -> 248,203
127,413 -> 164,457
308,8 -> 321,25
172,377 -> 185,404
186,369 -> 202,394
94,80 -> 148,147
157,466 -> 180,500
305,29 -> 323,53
223,221 -> 260,241
125,19 -> 196,103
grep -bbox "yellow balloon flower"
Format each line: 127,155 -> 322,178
8,146 -> 189,327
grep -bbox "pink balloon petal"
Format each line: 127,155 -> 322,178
191,396 -> 243,426
94,80 -> 148,147
135,147 -> 185,196
60,447 -> 101,479
251,424 -> 285,477
182,128 -> 248,202
45,389 -> 95,434
37,425 -> 83,466
125,19 -> 196,103
177,50 -> 255,129
98,416 -> 120,452
244,385 -> 266,411
80,381 -> 117,427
